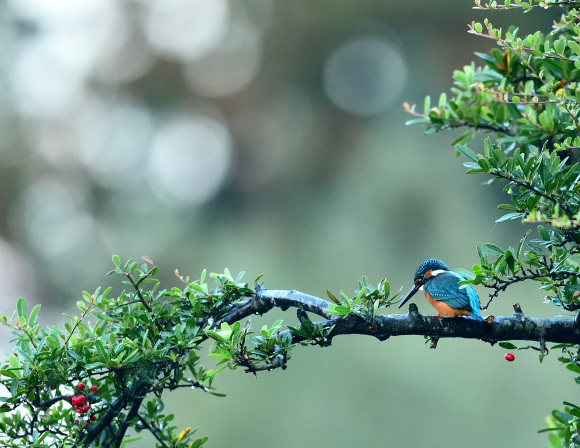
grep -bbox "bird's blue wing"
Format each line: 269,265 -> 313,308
425,271 -> 483,319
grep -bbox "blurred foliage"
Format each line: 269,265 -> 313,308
0,0 -> 554,310
406,1 -> 580,446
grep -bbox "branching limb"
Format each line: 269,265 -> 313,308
214,285 -> 335,326
290,307 -> 580,345
75,395 -> 128,448
216,287 -> 580,346
114,391 -> 147,448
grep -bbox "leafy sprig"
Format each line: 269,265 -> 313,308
406,4 -> 580,446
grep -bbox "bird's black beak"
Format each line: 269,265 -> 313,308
398,282 -> 422,309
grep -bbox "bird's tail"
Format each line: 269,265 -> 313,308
469,309 -> 484,320
466,286 -> 484,320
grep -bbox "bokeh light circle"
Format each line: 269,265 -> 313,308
184,20 -> 261,97
323,37 -> 407,116
144,0 -> 230,61
147,116 -> 232,205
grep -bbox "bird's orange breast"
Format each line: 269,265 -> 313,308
424,290 -> 470,317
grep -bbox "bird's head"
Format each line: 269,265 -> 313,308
412,258 -> 450,284
398,259 -> 450,309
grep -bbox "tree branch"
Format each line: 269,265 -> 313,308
214,285 -> 335,325
76,395 -> 128,447
217,287 -> 580,345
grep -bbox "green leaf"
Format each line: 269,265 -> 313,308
537,225 -> 550,242
499,342 -> 517,349
383,280 -> 390,298
566,364 -> 580,374
438,92 -> 447,109
477,158 -> 490,171
475,52 -> 496,65
95,339 -> 108,362
0,369 -> 17,379
483,137 -> 492,158
495,212 -> 524,223
46,335 -> 61,348
16,298 -> 27,322
554,38 -> 566,55
456,145 -> 478,162
112,254 -> 121,267
206,330 -> 227,343
10,378 -> 18,397
547,432 -> 563,448
123,348 -> 141,364
326,304 -> 351,316
235,270 -> 245,284
28,304 -> 41,327
189,283 -> 206,294
537,427 -> 559,434
424,95 -> 431,113
189,437 -> 209,448
354,286 -> 367,304
8,353 -> 20,370
82,362 -> 105,370
505,250 -> 515,273
481,243 -> 504,257
281,332 -> 293,347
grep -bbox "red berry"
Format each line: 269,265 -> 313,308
77,383 -> 85,391
82,405 -> 90,413
505,353 -> 515,362
76,395 -> 86,406
90,385 -> 98,393
74,419 -> 80,424
90,414 -> 97,422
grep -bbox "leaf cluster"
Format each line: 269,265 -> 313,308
406,7 -> 580,155
0,257 -> 266,447
324,277 -> 401,318
406,2 -> 580,446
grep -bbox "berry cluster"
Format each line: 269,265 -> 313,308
71,382 -> 98,424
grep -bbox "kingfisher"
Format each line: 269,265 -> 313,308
398,259 -> 483,320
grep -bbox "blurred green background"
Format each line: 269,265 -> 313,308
0,0 -> 573,446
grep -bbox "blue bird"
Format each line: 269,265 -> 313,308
398,259 -> 483,320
